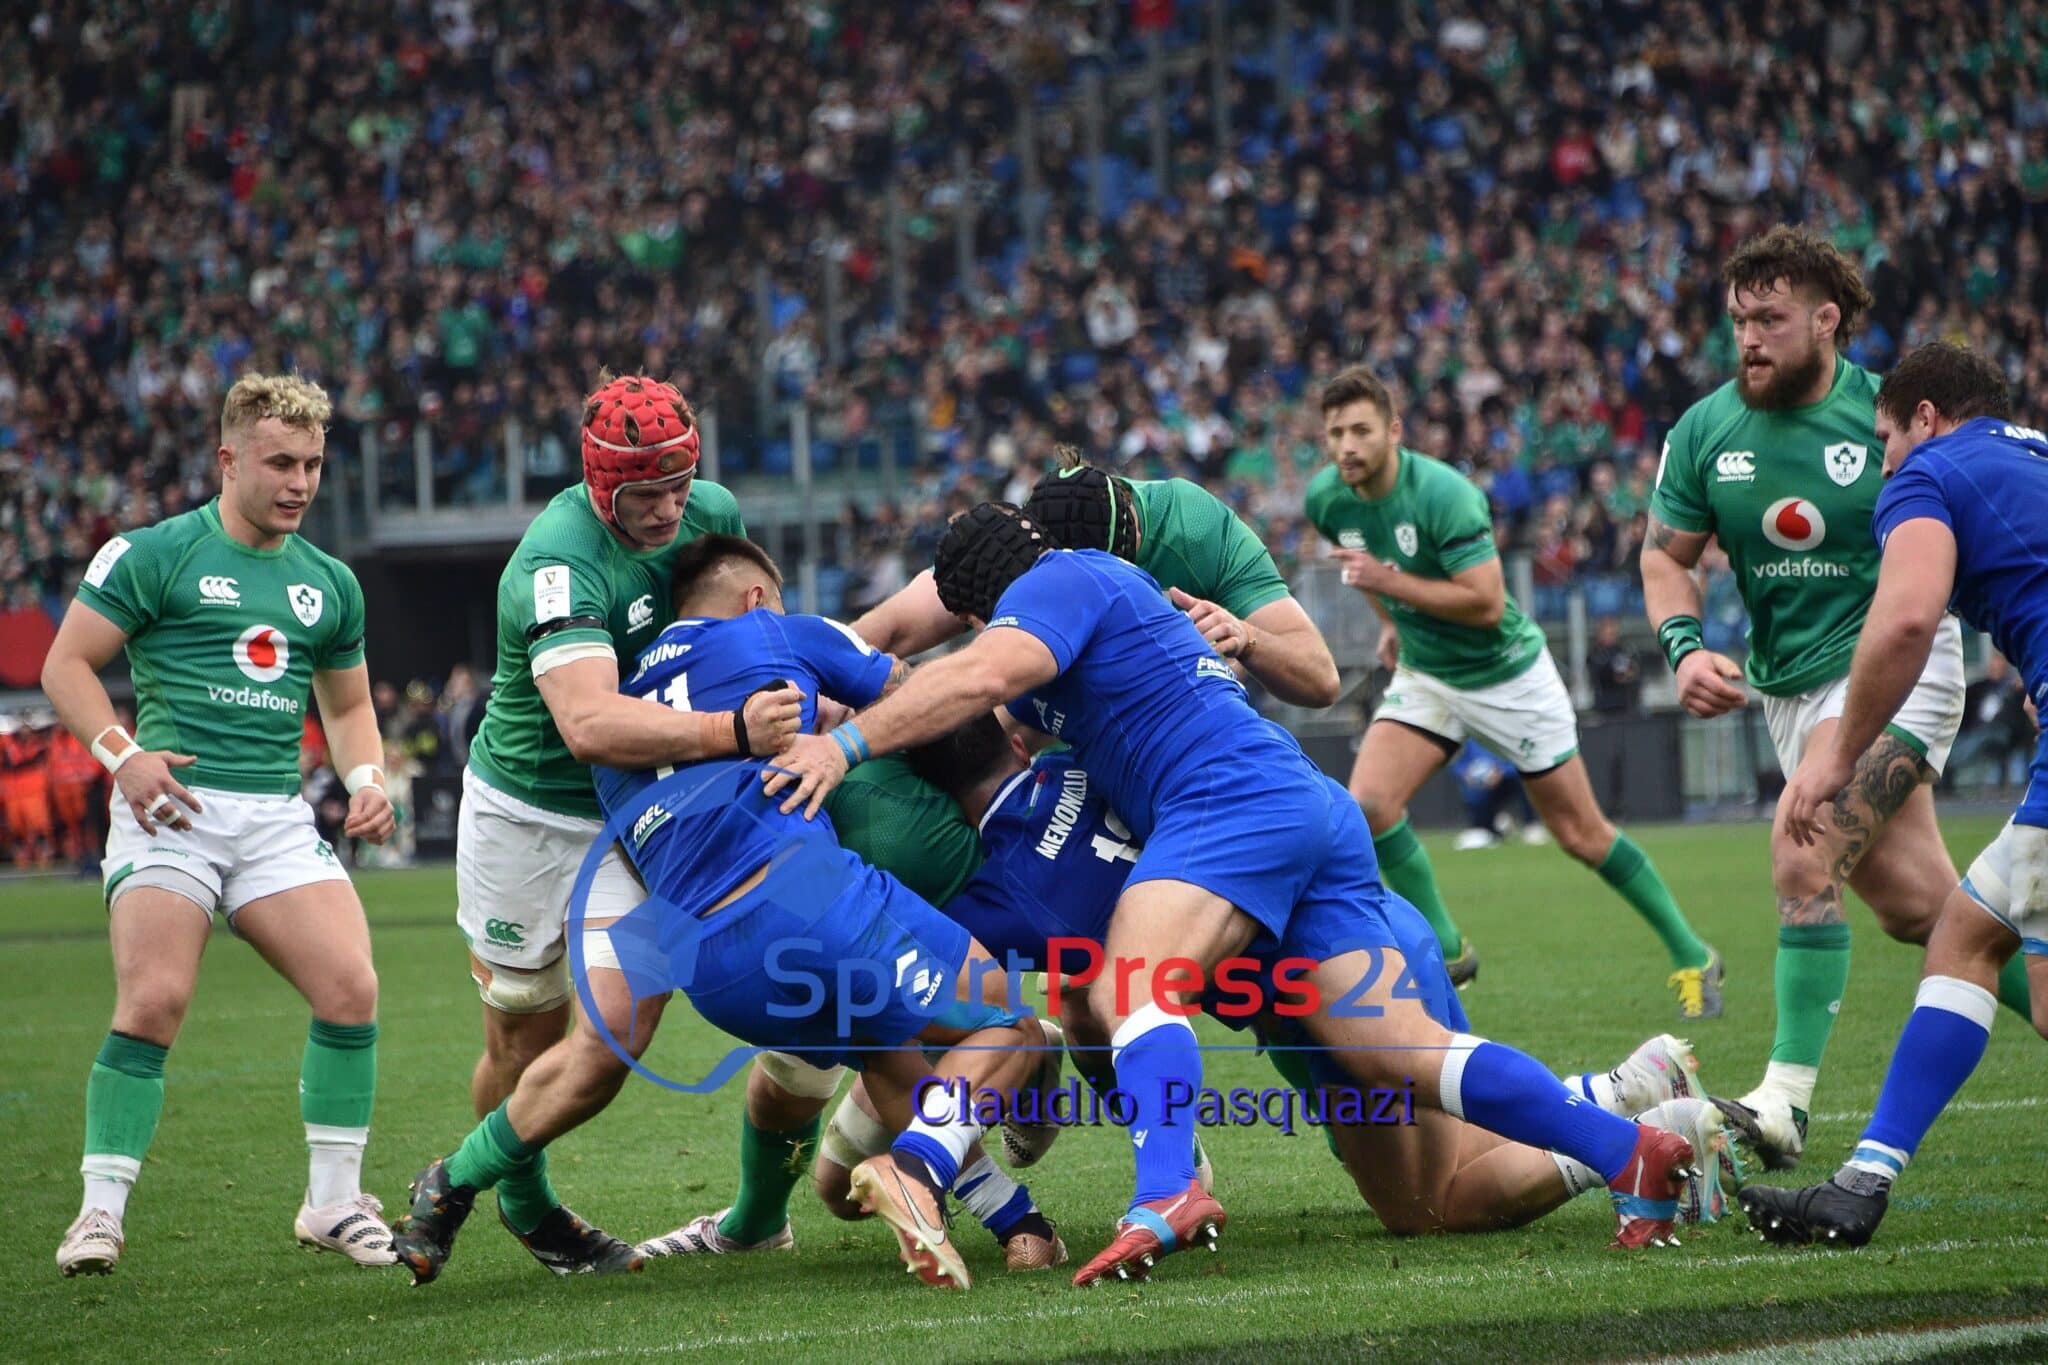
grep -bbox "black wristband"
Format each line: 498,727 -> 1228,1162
732,680 -> 796,757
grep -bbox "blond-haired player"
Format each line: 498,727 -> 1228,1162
45,374 -> 400,1276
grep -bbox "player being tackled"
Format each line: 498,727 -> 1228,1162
762,506 -> 1702,1285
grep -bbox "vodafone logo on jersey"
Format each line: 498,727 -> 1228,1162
233,623 -> 291,683
1761,497 -> 1826,551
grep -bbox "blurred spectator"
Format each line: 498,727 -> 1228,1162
396,679 -> 450,775
439,663 -> 487,769
1945,651 -> 2035,789
1449,741 -> 1542,851
1587,616 -> 1645,716
1,712 -> 56,868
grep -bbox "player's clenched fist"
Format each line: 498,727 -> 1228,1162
736,680 -> 804,756
1673,649 -> 1748,717
115,749 -> 203,834
1167,586 -> 1257,658
1330,546 -> 1400,595
760,732 -> 848,818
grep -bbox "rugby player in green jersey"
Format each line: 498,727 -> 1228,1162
448,374 -> 799,1273
46,376 -> 400,1275
1642,227 -> 2029,1169
634,454 -> 1340,1260
1306,367 -> 1718,1019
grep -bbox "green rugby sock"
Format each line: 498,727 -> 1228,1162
719,1112 -> 820,1245
300,1019 -> 377,1128
1372,818 -> 1463,958
1996,952 -> 2034,1021
447,1101 -> 557,1232
1264,1042 -> 1340,1159
1770,923 -> 1852,1069
1594,834 -> 1710,969
85,1031 -> 167,1163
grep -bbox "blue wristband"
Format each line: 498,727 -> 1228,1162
833,721 -> 872,765
827,728 -> 861,768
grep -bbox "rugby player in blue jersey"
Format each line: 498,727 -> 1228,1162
1744,342 -> 2048,1247
810,715 -> 1736,1243
392,537 -> 1051,1290
765,504 -> 1702,1285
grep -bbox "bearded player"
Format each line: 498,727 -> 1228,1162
1741,343 -> 2048,1246
1307,366 -> 1718,1016
449,374 -> 800,1272
636,452 -> 1340,1261
1642,227 -> 2033,1170
46,375 -> 399,1276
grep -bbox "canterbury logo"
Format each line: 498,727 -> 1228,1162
1714,451 -> 1756,481
483,918 -> 526,946
198,575 -> 241,605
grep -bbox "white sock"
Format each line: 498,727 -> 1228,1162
1437,1033 -> 1482,1120
902,1110 -> 983,1184
1757,1061 -> 1819,1113
306,1124 -> 368,1207
953,1153 -> 1023,1219
1562,1071 -> 1620,1113
80,1154 -> 140,1220
1549,1150 -> 1603,1198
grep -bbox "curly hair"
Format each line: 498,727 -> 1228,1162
221,372 -> 332,441
1875,342 -> 2012,427
1720,225 -> 1874,344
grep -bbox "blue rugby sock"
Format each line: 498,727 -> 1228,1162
1844,976 -> 1996,1185
1111,1004 -> 1202,1206
1441,1033 -> 1638,1181
954,1156 -> 1034,1237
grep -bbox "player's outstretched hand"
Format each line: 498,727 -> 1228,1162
344,784 -> 397,845
1780,749 -> 1855,848
738,681 -> 805,757
115,750 -> 203,834
1168,586 -> 1254,658
760,732 -> 848,819
1674,650 -> 1748,717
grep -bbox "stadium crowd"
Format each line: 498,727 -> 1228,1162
10,0 -> 2048,634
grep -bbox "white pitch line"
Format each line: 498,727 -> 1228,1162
480,1235 -> 2048,1365
1666,1316 -> 2048,1363
1811,1094 -> 2046,1124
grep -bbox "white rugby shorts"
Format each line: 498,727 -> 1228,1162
1763,616 -> 1966,775
1373,649 -> 1581,774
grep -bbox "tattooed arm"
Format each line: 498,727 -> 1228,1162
1780,519 -> 1956,847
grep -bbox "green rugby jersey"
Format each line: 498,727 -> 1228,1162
73,499 -> 366,795
468,481 -> 745,818
825,752 -> 984,907
1651,359 -> 1882,696
1305,451 -> 1546,689
1129,478 -> 1292,619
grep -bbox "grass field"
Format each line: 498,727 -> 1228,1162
8,816 -> 2047,1363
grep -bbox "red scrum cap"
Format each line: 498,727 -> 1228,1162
580,374 -> 700,533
